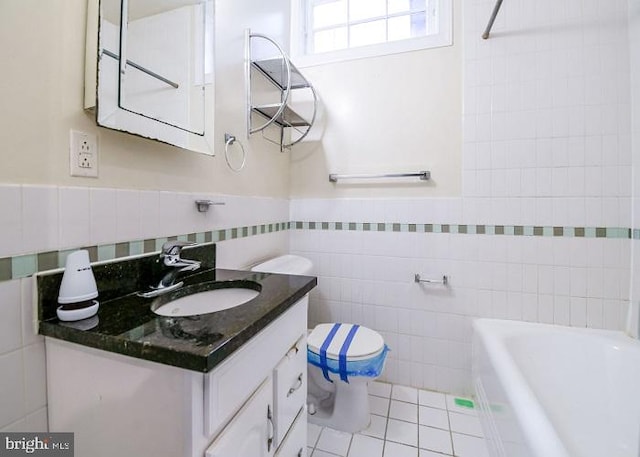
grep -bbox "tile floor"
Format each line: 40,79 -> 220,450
307,382 -> 490,457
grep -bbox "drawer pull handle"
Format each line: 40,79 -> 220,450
288,373 -> 304,397
286,344 -> 300,359
267,404 -> 274,452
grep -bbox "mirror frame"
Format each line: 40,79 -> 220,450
84,0 -> 215,155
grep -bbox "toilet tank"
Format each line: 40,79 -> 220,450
251,255 -> 313,275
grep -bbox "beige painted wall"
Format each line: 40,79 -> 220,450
0,0 -> 290,198
289,0 -> 462,198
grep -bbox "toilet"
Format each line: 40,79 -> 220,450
252,255 -> 389,433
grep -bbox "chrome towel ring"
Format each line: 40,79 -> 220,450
224,133 -> 246,172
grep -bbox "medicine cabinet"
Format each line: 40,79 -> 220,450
246,30 -> 317,152
85,0 -> 215,155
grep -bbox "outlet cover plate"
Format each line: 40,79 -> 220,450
70,130 -> 98,178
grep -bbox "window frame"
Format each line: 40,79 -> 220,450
290,0 -> 453,67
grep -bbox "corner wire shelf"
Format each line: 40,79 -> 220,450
245,30 -> 318,152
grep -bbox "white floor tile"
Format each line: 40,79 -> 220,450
452,433 -> 489,457
370,381 -> 392,398
386,419 -> 418,447
389,400 -> 418,423
360,414 -> 387,440
308,384 -> 487,457
445,395 -> 478,416
23,408 -> 48,432
418,426 -> 453,455
418,389 -> 447,410
418,406 -> 449,430
419,449 -> 452,457
449,412 -> 484,437
384,441 -> 419,457
313,450 -> 341,457
308,423 -> 323,447
316,428 -> 353,456
0,419 -> 26,432
391,385 -> 418,404
348,434 -> 384,457
370,395 -> 390,416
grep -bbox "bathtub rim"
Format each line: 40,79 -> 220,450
472,318 -> 577,457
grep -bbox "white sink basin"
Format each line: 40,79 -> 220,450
153,287 -> 260,317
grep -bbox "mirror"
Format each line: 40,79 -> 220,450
85,0 -> 215,154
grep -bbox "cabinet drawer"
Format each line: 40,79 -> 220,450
274,335 -> 307,447
275,408 -> 307,457
205,297 -> 308,438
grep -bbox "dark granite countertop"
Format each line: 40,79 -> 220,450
37,245 -> 316,372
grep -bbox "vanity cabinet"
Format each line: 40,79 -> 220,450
46,297 -> 308,457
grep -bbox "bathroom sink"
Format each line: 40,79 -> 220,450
151,281 -> 261,317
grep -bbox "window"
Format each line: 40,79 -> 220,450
291,0 -> 452,66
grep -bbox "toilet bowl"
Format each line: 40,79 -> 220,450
306,322 -> 388,432
251,255 -> 389,433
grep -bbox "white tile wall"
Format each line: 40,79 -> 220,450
0,183 -> 289,430
291,197 -> 631,393
463,0 -> 631,224
290,0 -> 634,394
0,277 -> 45,432
630,0 -> 640,338
0,185 -> 23,257
0,184 -> 289,260
22,186 -> 59,254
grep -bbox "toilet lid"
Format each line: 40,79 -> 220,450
308,323 -> 385,362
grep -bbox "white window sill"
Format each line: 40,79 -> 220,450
292,33 -> 453,68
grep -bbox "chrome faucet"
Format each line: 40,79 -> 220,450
138,241 -> 201,298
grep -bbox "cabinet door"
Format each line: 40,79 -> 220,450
275,408 -> 307,457
206,377 -> 274,457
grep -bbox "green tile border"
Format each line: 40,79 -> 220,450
290,221 -> 640,244
0,221 -> 292,282
1,220 -> 637,283
292,221 -> 634,241
0,257 -> 12,281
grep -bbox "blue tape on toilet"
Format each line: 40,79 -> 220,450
338,325 -> 360,383
308,344 -> 390,381
319,323 -> 341,382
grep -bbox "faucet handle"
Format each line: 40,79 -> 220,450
161,240 -> 195,257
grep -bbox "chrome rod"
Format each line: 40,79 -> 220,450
103,49 -> 179,89
329,171 -> 430,183
482,0 -> 504,39
414,274 -> 448,285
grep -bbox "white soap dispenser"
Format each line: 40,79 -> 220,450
56,250 -> 100,322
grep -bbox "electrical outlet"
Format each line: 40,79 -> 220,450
70,130 -> 98,178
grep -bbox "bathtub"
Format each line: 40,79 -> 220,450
472,319 -> 640,457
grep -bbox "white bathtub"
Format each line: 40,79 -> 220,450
472,319 -> 640,457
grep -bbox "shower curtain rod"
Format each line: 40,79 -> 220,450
482,0 -> 504,39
